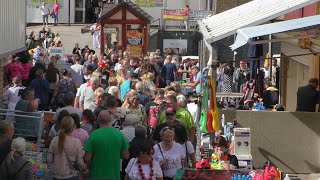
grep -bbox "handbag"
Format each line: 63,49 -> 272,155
64,142 -> 86,173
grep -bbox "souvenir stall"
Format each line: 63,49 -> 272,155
98,1 -> 153,56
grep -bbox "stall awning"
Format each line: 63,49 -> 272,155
198,0 -> 320,44
230,15 -> 320,50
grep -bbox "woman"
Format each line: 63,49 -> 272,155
45,63 -> 60,110
53,33 -> 61,43
19,57 -> 33,87
210,136 -> 239,170
143,72 -> 157,98
153,128 -> 185,180
3,77 -> 25,122
174,125 -> 196,168
29,69 -> 50,111
0,137 -> 33,180
220,63 -> 234,105
47,116 -> 87,180
122,92 -> 147,125
88,87 -> 104,112
116,67 -> 128,85
70,113 -> 89,146
125,140 -> 163,180
4,55 -> 24,83
52,69 -> 77,108
15,87 -> 39,113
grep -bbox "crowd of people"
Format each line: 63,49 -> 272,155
0,26 -> 209,180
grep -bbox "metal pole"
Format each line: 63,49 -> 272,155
68,0 -> 71,26
268,34 -> 272,79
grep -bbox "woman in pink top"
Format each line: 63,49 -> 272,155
19,57 -> 33,86
4,55 -> 24,84
53,0 -> 61,26
70,113 -> 89,146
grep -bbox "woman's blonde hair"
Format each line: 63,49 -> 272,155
108,77 -> 118,86
58,116 -> 75,153
94,87 -> 105,97
122,92 -> 139,109
6,137 -> 26,163
92,71 -> 102,78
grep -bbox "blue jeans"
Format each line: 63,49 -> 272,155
54,12 -> 59,25
42,14 -> 49,26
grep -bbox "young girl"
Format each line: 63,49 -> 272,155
81,109 -> 95,134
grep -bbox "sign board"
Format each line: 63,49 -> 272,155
163,9 -> 187,21
127,29 -> 143,45
104,28 -> 117,34
135,0 -> 163,7
127,45 -> 143,57
188,10 -> 212,21
27,0 -> 64,8
163,39 -> 187,55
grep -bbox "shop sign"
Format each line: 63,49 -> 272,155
127,45 -> 143,57
127,30 -> 143,45
135,0 -> 163,7
163,9 -> 187,21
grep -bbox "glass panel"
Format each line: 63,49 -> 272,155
75,10 -> 84,23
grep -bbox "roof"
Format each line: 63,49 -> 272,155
198,0 -> 320,44
230,15 -> 320,50
99,1 -> 153,23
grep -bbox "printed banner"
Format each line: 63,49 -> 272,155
135,0 -> 163,7
163,9 -> 188,21
127,45 -> 143,57
163,39 -> 187,56
127,29 -> 143,45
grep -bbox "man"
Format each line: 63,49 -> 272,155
178,58 -> 192,80
72,43 -> 81,55
53,96 -> 82,121
120,73 -> 139,101
296,78 -> 320,112
158,95 -> 195,143
152,107 -> 186,143
33,44 -> 44,62
80,76 -> 100,110
182,66 -> 201,94
120,114 -> 140,143
84,110 -> 129,180
262,80 -> 279,109
0,121 -> 14,164
40,2 -> 50,27
145,89 -> 166,128
161,55 -> 178,86
234,60 -> 250,93
135,82 -> 149,106
70,53 -> 84,88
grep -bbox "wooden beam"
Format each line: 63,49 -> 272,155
100,23 -> 105,54
103,19 -> 145,24
121,8 -> 127,54
143,24 -> 148,56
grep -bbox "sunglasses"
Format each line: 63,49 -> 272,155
166,113 -> 175,116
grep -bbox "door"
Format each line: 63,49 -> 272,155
75,0 -> 86,23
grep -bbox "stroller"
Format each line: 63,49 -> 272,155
237,80 -> 255,110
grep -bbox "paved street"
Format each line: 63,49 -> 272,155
27,25 -> 99,55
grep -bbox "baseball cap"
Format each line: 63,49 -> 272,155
98,61 -> 107,68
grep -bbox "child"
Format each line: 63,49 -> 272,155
81,109 -> 95,134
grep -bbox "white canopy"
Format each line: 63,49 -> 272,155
198,0 -> 320,44
230,15 -> 320,50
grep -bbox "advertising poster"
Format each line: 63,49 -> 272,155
163,39 -> 187,56
127,29 -> 143,57
135,0 -> 163,7
163,9 -> 187,21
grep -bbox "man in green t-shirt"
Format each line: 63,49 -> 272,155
158,94 -> 195,143
84,110 -> 129,180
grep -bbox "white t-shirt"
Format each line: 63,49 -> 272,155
182,141 -> 195,155
125,158 -> 163,180
80,86 -> 95,110
40,5 -> 50,15
153,142 -> 185,178
70,64 -> 84,88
